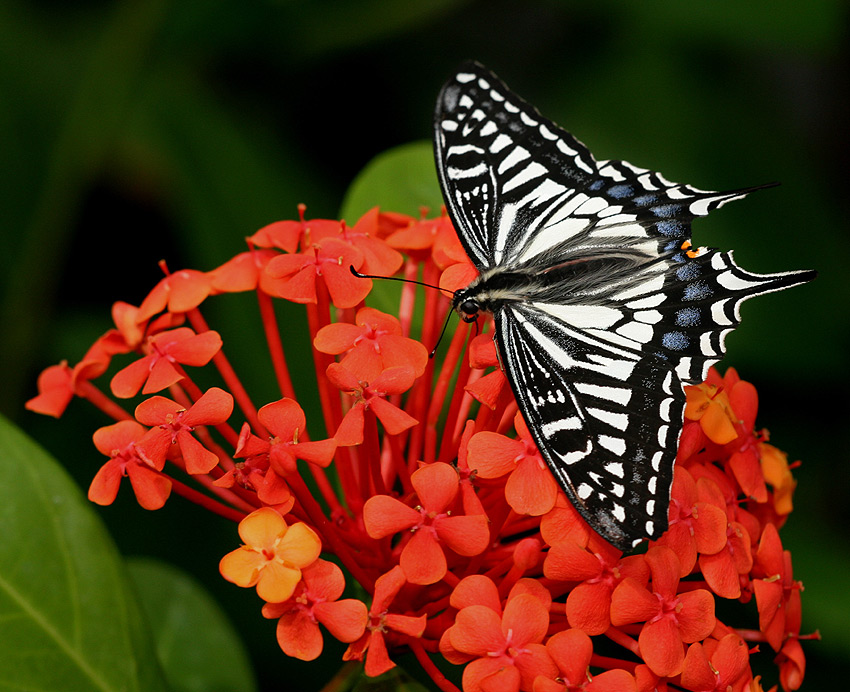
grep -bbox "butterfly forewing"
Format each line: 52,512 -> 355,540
434,61 -> 816,550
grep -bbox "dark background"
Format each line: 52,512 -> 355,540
2,0 -> 847,690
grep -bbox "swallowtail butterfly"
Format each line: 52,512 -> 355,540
434,61 -> 815,551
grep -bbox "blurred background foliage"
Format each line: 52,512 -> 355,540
1,0 -> 847,689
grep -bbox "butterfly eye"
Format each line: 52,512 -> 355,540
459,299 -> 480,321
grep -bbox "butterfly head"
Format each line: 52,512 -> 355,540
453,291 -> 482,324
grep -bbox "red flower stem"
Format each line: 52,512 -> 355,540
287,474 -> 375,592
398,258 -> 419,338
305,463 -> 345,518
167,476 -> 249,521
405,259 -> 445,464
441,570 -> 460,589
255,290 -> 298,402
589,654 -> 637,673
604,626 -> 640,656
183,468 -> 258,512
386,432 -> 413,495
425,322 -> 469,463
76,381 -> 134,421
437,346 -> 473,463
361,409 -> 384,499
185,308 -> 264,434
306,283 -> 339,437
305,284 -> 360,509
736,628 -> 768,642
496,401 -> 519,434
409,641 -> 461,692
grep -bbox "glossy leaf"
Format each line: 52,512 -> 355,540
0,415 -> 168,691
128,557 -> 257,692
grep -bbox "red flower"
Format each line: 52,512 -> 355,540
261,559 -> 368,660
535,628 -> 637,692
698,521 -> 754,599
611,546 -> 715,677
88,420 -> 172,509
653,466 -> 728,576
134,387 -> 234,474
214,422 -> 294,509
464,333 -> 509,409
363,462 -> 489,584
208,248 -> 279,294
343,566 -> 426,677
326,363 -> 418,445
467,412 -> 559,516
254,398 -> 336,476
314,306 -> 428,381
680,634 -> 751,692
544,535 -> 649,636
336,207 -> 405,276
110,327 -> 223,398
25,362 -> 75,418
33,202 -> 813,692
447,590 -> 557,692
752,523 -> 802,652
265,237 -> 371,308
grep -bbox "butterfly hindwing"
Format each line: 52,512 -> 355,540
496,302 -> 682,548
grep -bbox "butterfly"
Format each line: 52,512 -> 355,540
433,61 -> 815,551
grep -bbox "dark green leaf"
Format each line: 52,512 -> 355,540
127,558 -> 257,692
339,141 -> 442,222
0,415 -> 168,691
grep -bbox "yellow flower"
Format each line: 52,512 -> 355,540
219,507 -> 321,602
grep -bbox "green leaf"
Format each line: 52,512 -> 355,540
126,558 -> 257,692
0,415 -> 168,691
339,141 -> 442,222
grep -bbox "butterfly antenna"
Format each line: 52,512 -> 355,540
349,265 -> 461,358
429,308 -> 458,359
349,266 -> 453,294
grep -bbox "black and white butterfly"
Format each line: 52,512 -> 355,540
434,61 -> 815,551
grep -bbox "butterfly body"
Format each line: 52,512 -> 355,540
435,62 -> 815,550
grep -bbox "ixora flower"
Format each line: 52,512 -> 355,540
29,205 -> 817,691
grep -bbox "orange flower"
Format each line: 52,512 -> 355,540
219,507 -> 321,603
363,462 -> 489,584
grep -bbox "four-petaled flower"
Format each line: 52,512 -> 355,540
363,462 -> 490,584
326,363 -> 418,445
467,412 -> 559,516
611,545 -> 715,677
444,579 -> 558,692
110,327 -> 222,398
88,420 -> 172,509
219,507 -> 322,603
261,559 -> 368,661
343,566 -> 426,677
314,306 -> 428,381
134,387 -> 234,474
535,628 -> 637,692
544,535 -> 649,636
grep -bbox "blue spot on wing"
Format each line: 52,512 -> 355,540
675,307 -> 701,327
683,281 -> 712,301
662,331 -> 689,350
608,184 -> 634,199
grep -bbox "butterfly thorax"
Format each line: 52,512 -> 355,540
453,251 -> 657,323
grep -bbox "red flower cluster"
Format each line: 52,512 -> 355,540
28,205 -> 815,691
